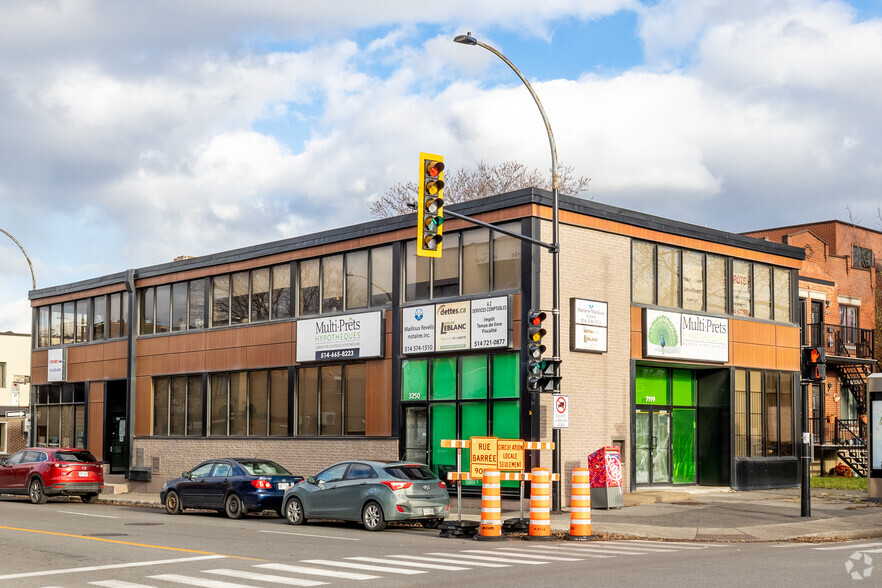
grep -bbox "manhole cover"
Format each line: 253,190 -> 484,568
124,523 -> 164,526
84,533 -> 128,537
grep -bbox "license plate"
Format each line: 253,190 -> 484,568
277,483 -> 290,490
78,471 -> 89,477
422,507 -> 434,516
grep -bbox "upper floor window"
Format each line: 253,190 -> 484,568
34,292 -> 128,349
853,245 -> 873,269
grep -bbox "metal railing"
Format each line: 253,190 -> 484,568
804,322 -> 875,360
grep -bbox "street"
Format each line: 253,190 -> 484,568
0,497 -> 877,587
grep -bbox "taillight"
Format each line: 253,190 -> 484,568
251,479 -> 272,489
396,505 -> 405,513
381,481 -> 412,491
438,481 -> 446,489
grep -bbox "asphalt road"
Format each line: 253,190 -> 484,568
0,495 -> 877,587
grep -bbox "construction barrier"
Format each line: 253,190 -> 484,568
526,467 -> 553,540
567,467 -> 592,540
476,469 -> 503,540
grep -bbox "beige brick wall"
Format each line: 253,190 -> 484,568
130,437 -> 398,493
534,220 -> 632,502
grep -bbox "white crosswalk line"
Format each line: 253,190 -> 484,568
149,574 -> 254,588
427,552 -> 548,565
466,548 -> 583,561
300,560 -> 426,575
204,569 -> 328,586
507,545 -> 616,559
256,563 -> 380,580
90,581 -> 156,588
540,546 -> 652,556
579,544 -> 687,553
814,543 -> 882,551
601,541 -> 709,550
387,554 -> 509,568
346,556 -> 470,571
609,540 -> 721,549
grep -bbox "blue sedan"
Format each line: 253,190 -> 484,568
160,458 -> 303,519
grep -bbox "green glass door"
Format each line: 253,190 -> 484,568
635,408 -> 672,484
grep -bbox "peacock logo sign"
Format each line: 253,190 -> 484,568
645,309 -> 728,362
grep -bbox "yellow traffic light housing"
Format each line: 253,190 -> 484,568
417,152 -> 444,258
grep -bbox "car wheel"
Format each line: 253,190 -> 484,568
361,501 -> 386,532
420,518 -> 441,529
225,493 -> 245,519
28,478 -> 48,505
81,493 -> 100,504
284,497 -> 306,525
164,490 -> 182,514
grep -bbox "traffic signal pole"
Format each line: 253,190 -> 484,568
801,379 -> 811,517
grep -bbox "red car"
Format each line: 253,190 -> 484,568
0,447 -> 104,504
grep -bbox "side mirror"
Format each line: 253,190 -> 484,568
182,471 -> 191,479
306,476 -> 316,485
0,458 -> 7,466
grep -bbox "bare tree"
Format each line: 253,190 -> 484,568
369,160 -> 591,218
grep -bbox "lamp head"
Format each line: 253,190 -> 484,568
453,32 -> 477,45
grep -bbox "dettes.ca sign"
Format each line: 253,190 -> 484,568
644,309 -> 729,363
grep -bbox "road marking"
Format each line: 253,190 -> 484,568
814,543 -> 882,551
386,554 -> 508,568
0,525 -> 260,560
426,552 -> 548,565
576,544 -> 686,554
0,555 -> 224,581
58,510 -> 118,519
301,559 -> 426,575
258,529 -> 360,542
515,545 -> 616,558
256,563 -> 379,580
347,556 -> 469,570
608,540 -> 722,549
150,574 -> 254,587
466,548 -> 583,561
90,581 -> 156,587
205,569 -> 328,586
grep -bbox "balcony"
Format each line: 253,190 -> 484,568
804,322 -> 875,360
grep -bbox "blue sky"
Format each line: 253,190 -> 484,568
2,0 -> 882,332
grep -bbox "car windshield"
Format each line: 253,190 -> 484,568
54,451 -> 97,463
238,460 -> 291,476
384,465 -> 435,480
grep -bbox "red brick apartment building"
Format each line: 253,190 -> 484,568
745,221 -> 880,475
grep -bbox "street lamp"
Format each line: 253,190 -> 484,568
1,228 -> 36,290
454,32 -> 563,511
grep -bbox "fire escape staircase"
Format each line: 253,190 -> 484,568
835,419 -> 867,478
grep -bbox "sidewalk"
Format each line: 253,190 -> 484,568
98,485 -> 882,542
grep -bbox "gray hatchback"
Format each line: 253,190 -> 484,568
281,460 -> 449,531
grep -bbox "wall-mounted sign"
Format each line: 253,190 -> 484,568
470,296 -> 510,349
572,298 -> 608,353
296,311 -> 383,362
402,305 -> 436,354
436,301 -> 470,351
402,296 -> 512,355
47,348 -> 66,382
644,309 -> 729,363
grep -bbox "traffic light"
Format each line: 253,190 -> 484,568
527,311 -> 547,392
417,152 -> 444,258
802,346 -> 826,382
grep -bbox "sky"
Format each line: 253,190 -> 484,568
2,0 -> 882,333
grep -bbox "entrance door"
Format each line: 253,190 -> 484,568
635,409 -> 671,484
105,380 -> 129,474
402,407 -> 428,463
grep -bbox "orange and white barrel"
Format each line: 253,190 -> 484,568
477,469 -> 502,540
528,467 -> 551,539
568,467 -> 592,540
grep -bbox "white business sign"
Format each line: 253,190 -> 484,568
574,299 -> 608,327
435,301 -> 471,352
402,305 -> 436,354
470,296 -> 510,349
644,309 -> 729,363
552,394 -> 569,429
572,298 -> 608,353
574,325 -> 607,353
296,311 -> 383,362
47,348 -> 66,382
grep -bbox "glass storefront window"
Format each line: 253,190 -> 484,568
671,369 -> 694,405
153,378 -> 169,436
186,375 -> 203,436
320,366 -> 343,436
492,354 -> 519,398
432,357 -> 456,400
210,374 -> 229,435
764,372 -> 779,456
402,360 -> 428,401
249,371 -> 268,436
297,367 -> 318,435
635,367 -> 669,404
269,369 -> 288,436
461,356 -> 487,399
682,251 -> 704,311
734,369 -> 747,457
345,364 -> 366,436
169,377 -> 186,435
749,370 -> 763,457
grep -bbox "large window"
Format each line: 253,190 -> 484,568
296,364 -> 365,437
34,383 -> 86,448
734,369 -> 794,458
152,375 -> 204,436
34,292 -> 128,348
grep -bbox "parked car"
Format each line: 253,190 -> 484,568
160,458 -> 303,519
282,460 -> 449,531
0,447 -> 104,504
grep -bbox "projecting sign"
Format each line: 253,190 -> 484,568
402,305 -> 435,354
572,298 -> 608,353
644,309 -> 729,363
553,394 -> 569,429
47,348 -> 66,382
436,301 -> 470,351
470,296 -> 510,349
296,311 -> 383,362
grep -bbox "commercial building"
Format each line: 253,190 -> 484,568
28,190 -> 804,497
0,331 -> 32,455
745,221 -> 880,476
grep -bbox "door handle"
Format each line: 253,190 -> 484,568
651,435 -> 657,450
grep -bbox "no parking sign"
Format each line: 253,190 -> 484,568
552,394 -> 569,429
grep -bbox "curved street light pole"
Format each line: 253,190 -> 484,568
454,33 -> 562,511
1,228 -> 37,290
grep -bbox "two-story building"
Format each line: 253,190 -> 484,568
28,190 -> 805,498
0,331 -> 32,456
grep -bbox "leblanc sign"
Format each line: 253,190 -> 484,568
296,311 -> 383,362
644,309 -> 729,363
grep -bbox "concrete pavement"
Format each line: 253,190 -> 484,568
96,485 -> 882,542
